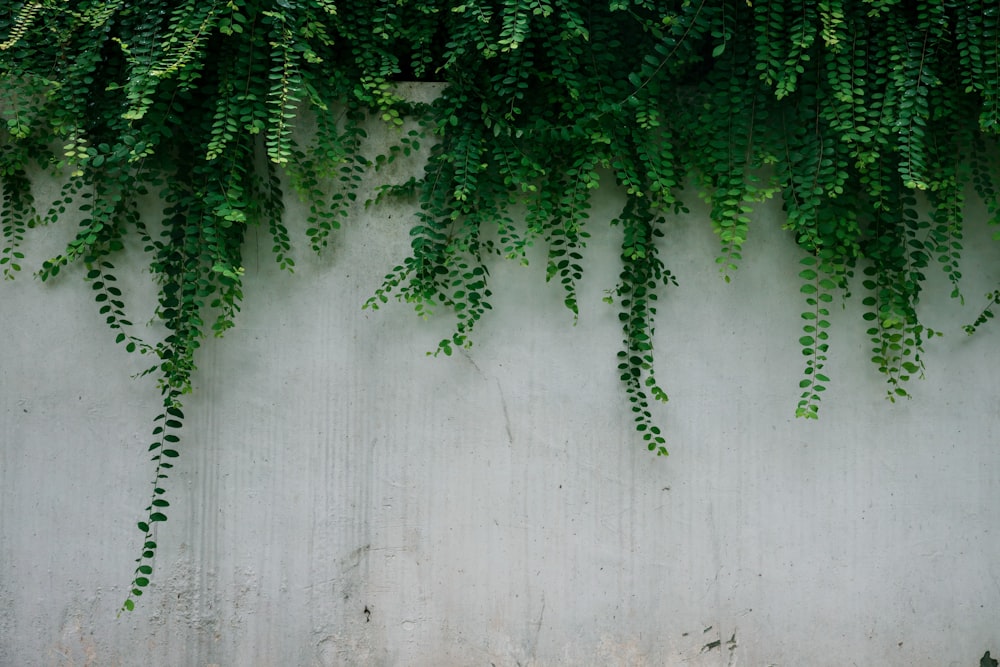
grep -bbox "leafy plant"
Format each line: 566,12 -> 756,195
2,0 -> 1000,610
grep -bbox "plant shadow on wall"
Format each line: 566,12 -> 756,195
2,1 -> 1000,611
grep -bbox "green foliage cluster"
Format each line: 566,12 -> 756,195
2,0 -> 1000,609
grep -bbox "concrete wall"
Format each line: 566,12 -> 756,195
3,102 -> 1000,665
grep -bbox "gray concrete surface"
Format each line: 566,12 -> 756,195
3,103 -> 1000,665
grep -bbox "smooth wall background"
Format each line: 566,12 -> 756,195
3,96 -> 1000,665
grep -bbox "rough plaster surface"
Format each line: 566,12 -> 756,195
3,101 -> 1000,665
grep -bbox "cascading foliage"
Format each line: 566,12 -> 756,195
2,0 -> 999,611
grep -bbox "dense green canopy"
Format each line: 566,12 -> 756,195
2,0 -> 999,609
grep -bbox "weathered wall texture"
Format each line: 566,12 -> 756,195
3,108 -> 1000,666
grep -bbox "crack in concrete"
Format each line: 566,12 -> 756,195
496,377 -> 513,445
527,593 -> 545,660
460,350 -> 513,444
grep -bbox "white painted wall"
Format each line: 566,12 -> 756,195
3,101 -> 1000,665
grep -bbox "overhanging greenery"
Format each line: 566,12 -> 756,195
2,0 -> 998,611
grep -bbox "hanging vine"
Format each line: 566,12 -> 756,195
2,0 -> 1000,611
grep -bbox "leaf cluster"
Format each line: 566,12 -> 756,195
2,0 -> 1000,608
